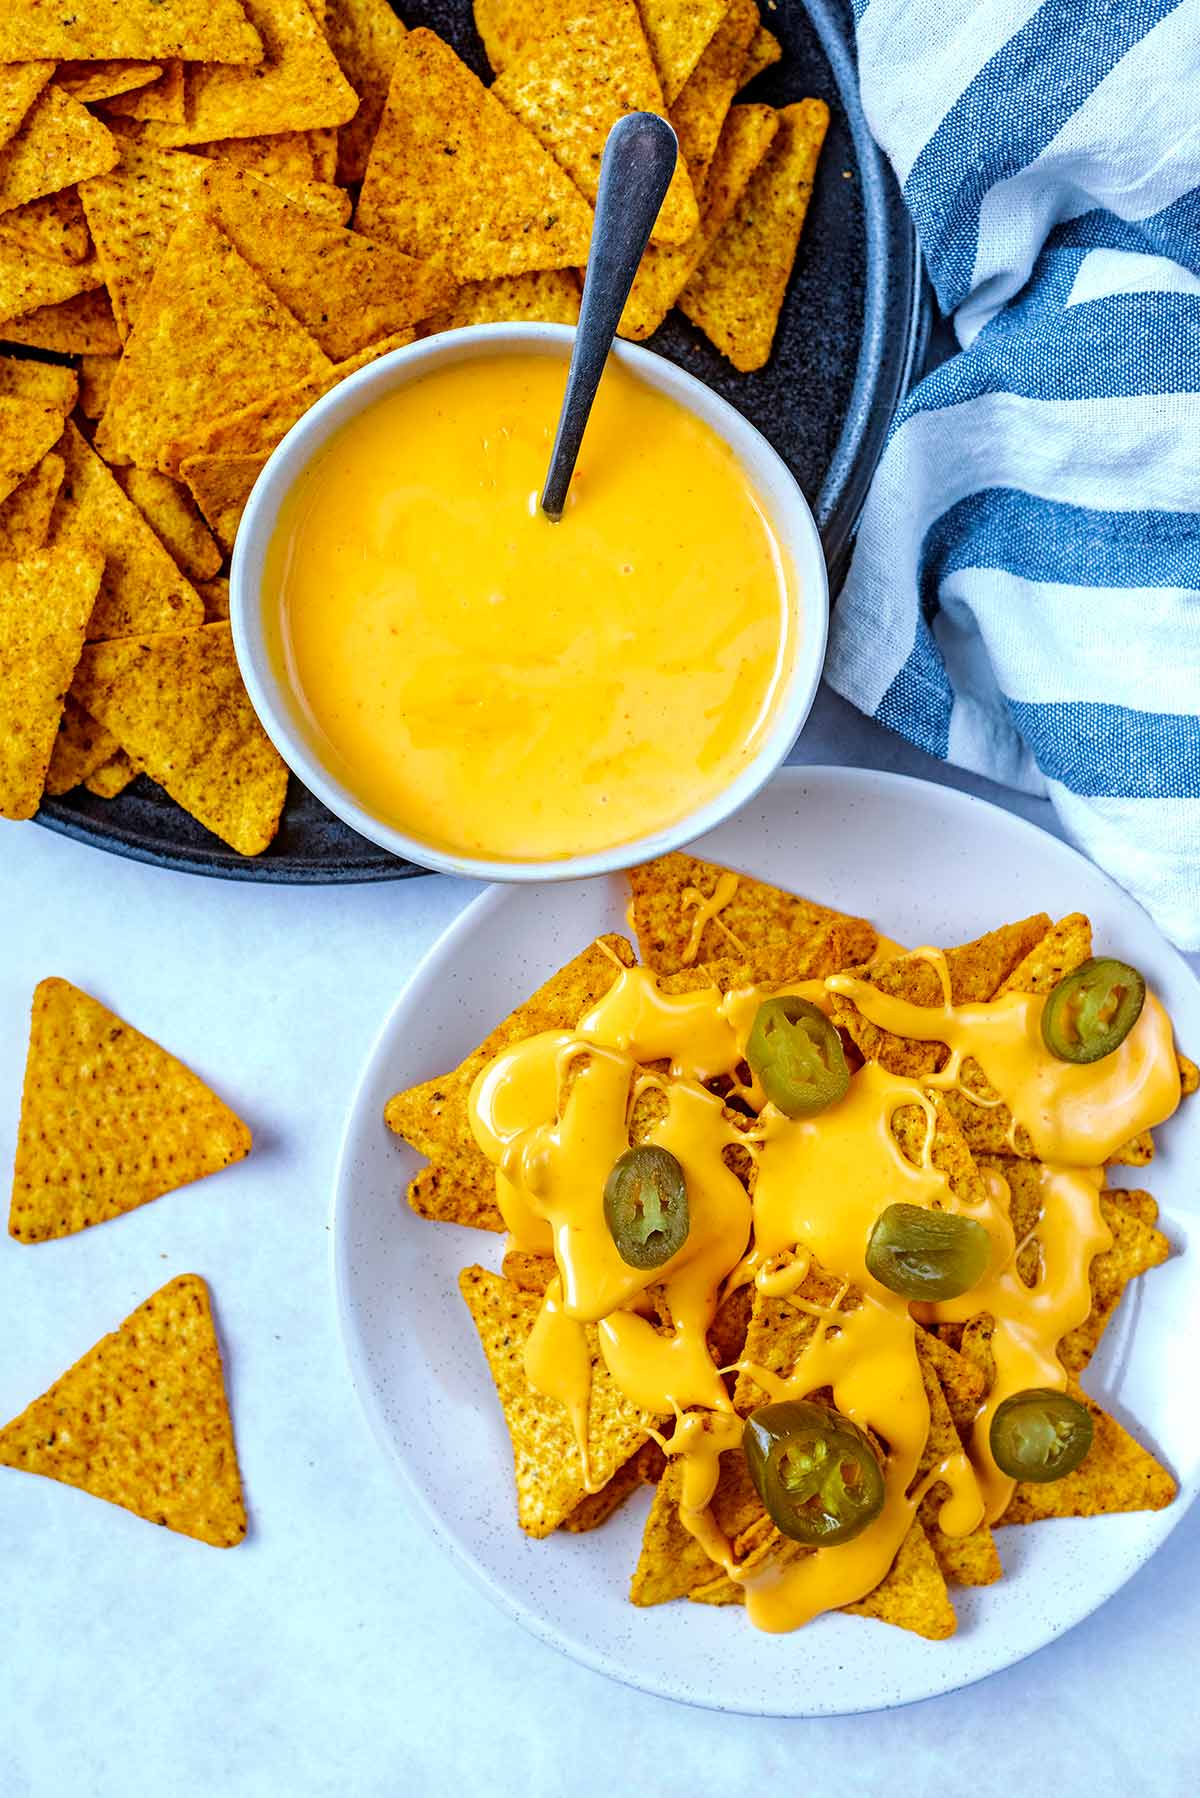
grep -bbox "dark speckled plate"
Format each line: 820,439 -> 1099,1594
34,0 -> 930,884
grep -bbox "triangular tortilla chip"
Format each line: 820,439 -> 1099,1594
637,0 -> 732,104
0,189 -> 92,264
740,23 -> 782,86
0,237 -> 104,329
0,351 -> 78,413
628,849 -> 877,978
841,1519 -> 957,1639
181,129 -> 319,185
326,0 -> 408,185
102,61 -> 187,125
631,1444 -> 763,1604
914,1333 -> 1001,1587
54,61 -> 163,106
52,423 -> 206,641
385,935 -> 636,1230
179,450 -> 269,554
355,29 -> 594,283
619,101 -> 777,340
0,1274 -> 246,1547
78,353 -> 119,420
1000,1382 -> 1176,1523
118,467 -> 223,583
43,694 -> 119,797
0,62 -> 54,156
143,0 -> 358,148
492,4 -> 698,248
10,978 -> 252,1243
197,578 -> 231,622
95,215 -> 330,474
680,97 -> 829,370
0,86 -> 118,216
428,269 -> 581,332
0,1 -> 263,64
71,622 -> 289,856
668,0 -> 759,193
0,449 -> 63,556
0,545 -> 103,820
561,1438 -> 662,1533
460,1265 -> 657,1537
0,395 -> 64,507
85,749 -> 137,798
200,164 -> 454,360
0,287 -> 120,354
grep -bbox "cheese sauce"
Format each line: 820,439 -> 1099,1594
269,354 -> 799,862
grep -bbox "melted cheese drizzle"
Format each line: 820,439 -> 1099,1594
467,944 -> 1182,1630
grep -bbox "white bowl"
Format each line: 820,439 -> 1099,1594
230,323 -> 829,881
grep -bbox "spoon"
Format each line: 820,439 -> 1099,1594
540,111 -> 679,522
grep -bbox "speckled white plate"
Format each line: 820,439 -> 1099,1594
333,766 -> 1200,1715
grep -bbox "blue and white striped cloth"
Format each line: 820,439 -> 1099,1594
826,0 -> 1200,947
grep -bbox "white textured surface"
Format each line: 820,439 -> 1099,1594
2,687 -> 1199,1794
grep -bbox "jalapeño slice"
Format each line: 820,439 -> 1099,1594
1041,957 -> 1146,1064
603,1145 -> 689,1270
743,1399 -> 885,1546
989,1388 -> 1094,1483
865,1202 -> 991,1302
746,996 -> 850,1119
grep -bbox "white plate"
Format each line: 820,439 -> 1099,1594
333,767 -> 1200,1716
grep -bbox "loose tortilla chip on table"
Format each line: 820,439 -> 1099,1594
0,1274 -> 246,1547
0,0 -> 264,64
668,0 -> 759,193
52,423 -> 206,641
0,238 -> 105,330
9,977 -> 250,1242
0,546 -> 104,821
459,1265 -> 659,1538
54,62 -> 162,106
0,63 -> 55,157
385,934 -> 636,1231
741,23 -> 782,86
0,86 -> 118,216
43,695 -> 119,798
78,354 -> 119,420
71,622 -> 289,856
681,97 -> 829,371
636,0 -> 733,105
101,62 -> 187,126
85,751 -> 137,798
492,5 -> 698,248
326,0 -> 408,185
118,468 -> 223,582
0,395 -> 67,508
0,353 -> 77,413
95,215 -> 331,475
428,269 -> 580,332
355,29 -> 594,283
140,0 -> 358,149
618,102 -> 777,341
0,451 -> 64,557
0,189 -> 92,265
0,288 -> 121,355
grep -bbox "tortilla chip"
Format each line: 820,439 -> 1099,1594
95,215 -> 331,474
0,237 -> 104,329
51,422 -> 206,640
681,98 -> 829,370
85,750 -> 137,798
917,1326 -> 987,1434
0,351 -> 77,414
179,451 -> 266,553
632,1452 -> 745,1603
618,101 -> 777,340
78,353 -> 119,419
54,62 -> 162,106
355,29 -> 594,284
200,164 -> 454,360
385,935 -> 636,1231
0,2 -> 263,64
142,0 -> 358,149
10,977 -> 252,1243
429,269 -> 580,332
501,1249 -> 558,1293
998,912 -> 1092,995
102,62 -> 187,125
0,288 -> 120,354
181,130 -> 319,186
561,1439 -> 662,1532
326,0 -> 407,184
71,621 -> 289,855
628,849 -> 876,979
0,450 -> 63,557
740,23 -> 782,86
637,0 -> 732,104
914,1335 -> 1001,1587
493,4 -> 698,248
43,695 -> 119,797
118,467 -> 223,582
0,395 -> 66,509
0,86 -> 118,218
0,1274 -> 246,1547
1000,1382 -> 1176,1523
841,1519 -> 958,1639
0,189 -> 92,264
0,545 -> 103,820
459,1265 -> 657,1537
0,62 -> 54,157
669,0 -> 758,192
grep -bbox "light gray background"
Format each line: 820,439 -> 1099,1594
2,687 -> 1197,1798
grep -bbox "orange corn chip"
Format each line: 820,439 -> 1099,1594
428,269 -> 581,332
102,62 -> 187,125
0,450 -> 63,557
355,29 -> 594,283
0,545 -> 103,820
681,98 -> 829,370
0,62 -> 54,156
0,287 -> 120,354
326,0 -> 408,185
0,1 -> 264,64
197,578 -> 231,622
0,352 -> 77,413
0,189 -> 92,264
179,450 -> 268,554
637,0 -> 733,105
118,467 -> 223,582
54,62 -> 162,106
0,86 -> 118,217
0,237 -> 104,328
180,129 -> 319,185
0,1274 -> 246,1547
669,0 -> 760,192
43,695 -> 119,797
9,977 -> 251,1242
562,1439 -> 663,1532
1001,1382 -> 1176,1524
85,750 -> 137,798
0,394 -> 67,508
78,353 -> 119,419
740,23 -> 782,86
71,622 -> 289,855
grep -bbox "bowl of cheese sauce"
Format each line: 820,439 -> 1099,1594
231,324 -> 828,879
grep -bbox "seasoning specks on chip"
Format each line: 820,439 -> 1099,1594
0,546 -> 103,821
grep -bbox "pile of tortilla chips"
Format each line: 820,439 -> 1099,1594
0,3 -> 822,850
386,850 -> 1195,1639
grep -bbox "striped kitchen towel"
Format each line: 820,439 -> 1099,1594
826,0 -> 1200,947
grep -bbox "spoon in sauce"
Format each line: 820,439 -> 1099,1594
540,111 -> 679,522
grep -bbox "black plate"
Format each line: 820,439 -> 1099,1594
34,0 -> 930,884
